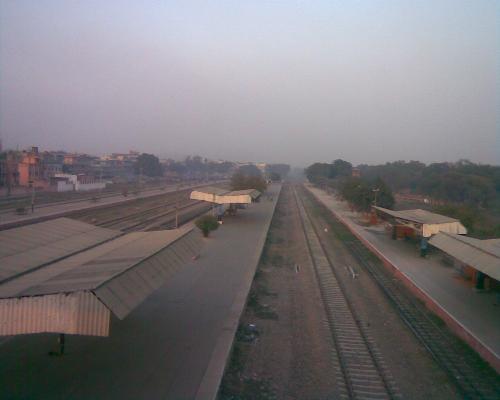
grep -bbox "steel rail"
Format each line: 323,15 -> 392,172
300,185 -> 500,400
294,186 -> 400,400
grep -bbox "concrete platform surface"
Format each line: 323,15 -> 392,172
306,184 -> 500,361
0,182 -> 219,230
0,184 -> 281,400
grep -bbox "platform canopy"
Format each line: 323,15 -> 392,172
429,233 -> 500,281
190,187 -> 261,204
0,221 -> 201,337
373,206 -> 467,237
0,217 -> 121,284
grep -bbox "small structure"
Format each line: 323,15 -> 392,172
0,218 -> 201,337
53,173 -> 108,192
190,187 -> 261,205
429,233 -> 500,290
373,206 -> 467,238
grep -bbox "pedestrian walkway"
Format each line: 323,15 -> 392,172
0,184 -> 281,400
0,182 -> 216,230
305,184 -> 500,367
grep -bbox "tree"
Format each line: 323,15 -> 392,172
339,177 -> 394,212
373,178 -> 395,209
134,153 -> 163,177
269,172 -> 282,182
238,164 -> 262,177
231,167 -> 267,193
330,159 -> 352,179
305,163 -> 331,183
195,215 -> 219,237
265,164 -> 291,179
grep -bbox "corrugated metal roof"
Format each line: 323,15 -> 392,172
190,188 -> 261,204
0,218 -> 120,284
374,206 -> 460,224
0,227 -> 202,335
429,233 -> 500,280
0,291 -> 110,336
93,229 -> 201,319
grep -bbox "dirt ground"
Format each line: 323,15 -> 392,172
300,185 -> 460,399
219,183 -> 460,399
219,184 -> 342,399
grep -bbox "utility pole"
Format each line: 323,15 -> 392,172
372,188 -> 380,207
139,166 -> 143,194
175,183 -> 180,228
30,180 -> 35,213
99,168 -> 103,198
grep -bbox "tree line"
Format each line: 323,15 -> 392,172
305,159 -> 395,211
305,159 -> 500,238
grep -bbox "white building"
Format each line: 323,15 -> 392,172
53,174 -> 108,192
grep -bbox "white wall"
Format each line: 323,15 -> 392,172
56,181 -> 75,192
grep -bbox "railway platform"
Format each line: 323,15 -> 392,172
0,184 -> 281,400
305,184 -> 500,372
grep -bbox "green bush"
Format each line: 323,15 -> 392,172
195,215 -> 219,237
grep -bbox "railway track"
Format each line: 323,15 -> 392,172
299,185 -> 500,400
64,187 -> 213,232
0,185 -> 170,214
99,200 -> 209,231
294,187 -> 400,400
345,240 -> 500,400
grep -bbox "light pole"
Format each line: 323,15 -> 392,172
99,168 -> 103,199
29,180 -> 35,213
175,183 -> 181,228
372,188 -> 380,207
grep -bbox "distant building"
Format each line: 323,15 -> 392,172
352,168 -> 360,177
98,151 -> 139,180
53,173 -> 108,192
18,147 -> 45,187
0,153 -> 20,189
255,162 -> 267,173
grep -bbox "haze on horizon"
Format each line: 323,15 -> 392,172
1,1 -> 498,167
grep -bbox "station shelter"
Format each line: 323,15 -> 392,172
373,206 -> 467,256
429,232 -> 500,291
190,187 -> 261,218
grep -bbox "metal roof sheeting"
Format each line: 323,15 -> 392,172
373,206 -> 459,224
0,218 -> 120,284
374,206 -> 467,237
0,227 -> 202,336
429,233 -> 500,281
0,291 -> 110,336
190,187 -> 261,204
94,229 -> 202,319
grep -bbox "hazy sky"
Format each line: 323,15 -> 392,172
1,1 -> 498,166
